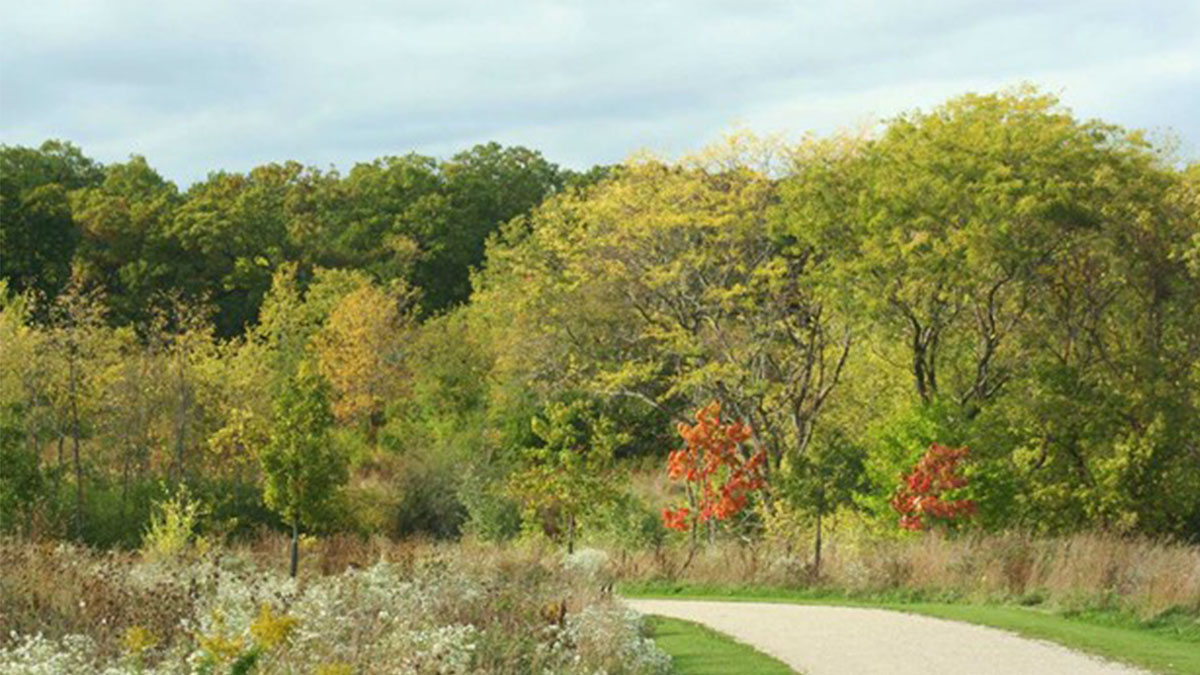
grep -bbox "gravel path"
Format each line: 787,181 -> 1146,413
626,598 -> 1150,675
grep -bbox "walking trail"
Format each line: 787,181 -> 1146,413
625,598 -> 1150,675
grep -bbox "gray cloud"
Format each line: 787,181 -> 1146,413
2,0 -> 1196,186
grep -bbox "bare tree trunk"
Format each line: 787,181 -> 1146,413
813,510 -> 822,582
679,522 -> 699,576
69,352 -> 83,540
121,443 -> 132,519
289,519 -> 300,578
567,513 -> 576,554
173,351 -> 189,486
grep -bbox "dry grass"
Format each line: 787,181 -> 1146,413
0,542 -> 194,660
612,531 -> 1200,619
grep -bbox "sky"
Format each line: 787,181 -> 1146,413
1,0 -> 1197,187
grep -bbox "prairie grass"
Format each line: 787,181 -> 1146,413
612,531 -> 1200,619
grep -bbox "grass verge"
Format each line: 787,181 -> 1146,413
624,583 -> 1200,675
647,615 -> 797,675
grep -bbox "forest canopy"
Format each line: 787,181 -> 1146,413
1,87 -> 1198,549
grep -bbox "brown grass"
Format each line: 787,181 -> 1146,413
612,531 -> 1200,619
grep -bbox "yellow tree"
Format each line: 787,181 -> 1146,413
313,282 -> 414,441
475,137 -> 851,486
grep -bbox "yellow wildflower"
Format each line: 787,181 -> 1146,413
123,625 -> 158,655
250,603 -> 299,650
197,631 -> 245,664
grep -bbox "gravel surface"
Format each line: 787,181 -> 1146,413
626,598 -> 1151,675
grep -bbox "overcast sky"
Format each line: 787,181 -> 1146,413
1,0 -> 1197,186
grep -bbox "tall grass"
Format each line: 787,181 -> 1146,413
613,531 -> 1200,619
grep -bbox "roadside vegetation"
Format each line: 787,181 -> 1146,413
618,533 -> 1200,673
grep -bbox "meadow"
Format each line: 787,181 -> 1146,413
0,538 -> 670,674
3,530 -> 1198,673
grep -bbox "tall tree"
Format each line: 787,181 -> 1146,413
0,141 -> 102,299
428,143 -> 562,311
169,163 -> 333,335
44,281 -> 113,538
69,156 -> 180,324
476,145 -> 849,484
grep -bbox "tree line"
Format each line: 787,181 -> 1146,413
2,87 -> 1198,552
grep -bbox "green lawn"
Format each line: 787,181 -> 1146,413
626,584 -> 1200,675
647,615 -> 797,675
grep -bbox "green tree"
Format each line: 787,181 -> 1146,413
428,143 -> 563,311
169,162 -> 335,335
0,183 -> 76,301
775,88 -> 1200,537
0,284 -> 54,529
331,154 -> 446,285
476,141 -> 849,487
0,140 -> 102,299
779,430 -> 868,579
0,403 -> 42,534
778,88 -> 1112,412
259,371 -> 346,577
507,398 -> 626,552
69,156 -> 180,324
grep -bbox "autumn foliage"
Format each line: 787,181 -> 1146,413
891,443 -> 976,531
662,402 -> 767,532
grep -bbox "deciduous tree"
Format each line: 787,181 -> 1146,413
260,371 -> 346,577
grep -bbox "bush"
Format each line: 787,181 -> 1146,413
583,494 -> 666,551
459,469 -> 522,542
141,485 -> 209,560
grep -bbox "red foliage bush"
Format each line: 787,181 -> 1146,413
661,401 -> 767,532
890,443 -> 976,531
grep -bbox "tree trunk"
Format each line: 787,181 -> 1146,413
567,513 -> 576,554
680,522 -> 699,576
289,520 -> 300,578
69,355 -> 83,540
121,442 -> 132,519
813,510 -> 823,582
174,353 -> 189,486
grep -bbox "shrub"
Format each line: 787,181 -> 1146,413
141,484 -> 209,560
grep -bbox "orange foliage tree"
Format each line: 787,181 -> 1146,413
890,443 -> 976,531
661,402 -> 767,536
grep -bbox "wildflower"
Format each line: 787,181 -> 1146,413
198,631 -> 245,664
122,625 -> 158,655
249,603 -> 299,650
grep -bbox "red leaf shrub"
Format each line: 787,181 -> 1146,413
661,401 -> 767,532
890,443 -> 976,531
